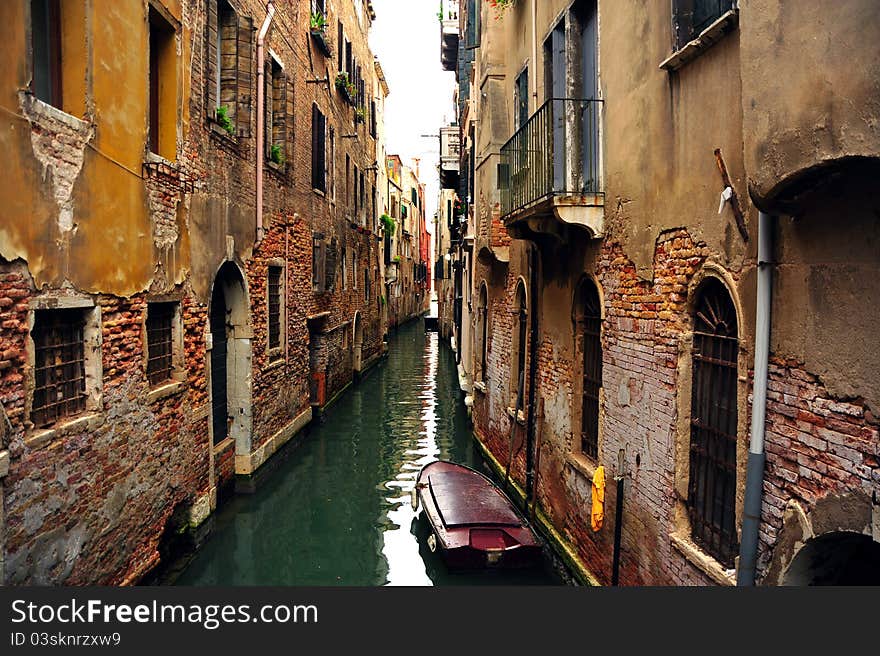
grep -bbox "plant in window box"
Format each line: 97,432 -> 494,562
310,11 -> 327,32
310,12 -> 332,56
355,106 -> 366,123
215,105 -> 235,137
270,143 -> 285,166
335,72 -> 353,103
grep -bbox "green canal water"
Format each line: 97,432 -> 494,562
171,320 -> 561,586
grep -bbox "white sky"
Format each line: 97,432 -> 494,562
369,0 -> 457,232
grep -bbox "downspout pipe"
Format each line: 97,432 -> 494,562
530,0 -> 538,112
737,210 -> 775,586
255,1 -> 276,246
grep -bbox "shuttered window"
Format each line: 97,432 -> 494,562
312,233 -> 325,292
311,104 -> 326,191
205,0 -> 253,137
267,58 -> 287,163
688,278 -> 739,568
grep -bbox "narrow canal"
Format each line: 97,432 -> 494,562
171,320 -> 561,586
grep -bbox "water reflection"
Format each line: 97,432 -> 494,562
173,321 -> 558,586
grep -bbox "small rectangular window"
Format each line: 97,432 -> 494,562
311,104 -> 327,191
267,58 -> 286,163
31,0 -> 62,107
31,308 -> 87,427
146,302 -> 176,386
267,266 -> 282,350
149,7 -> 176,158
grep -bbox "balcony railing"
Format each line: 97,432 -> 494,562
500,98 -> 602,219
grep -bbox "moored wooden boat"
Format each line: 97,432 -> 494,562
413,460 -> 542,569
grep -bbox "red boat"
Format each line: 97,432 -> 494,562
413,460 -> 543,569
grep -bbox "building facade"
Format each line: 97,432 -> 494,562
0,0 -> 388,584
451,0 -> 880,585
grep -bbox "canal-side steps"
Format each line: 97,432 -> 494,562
471,428 -> 602,587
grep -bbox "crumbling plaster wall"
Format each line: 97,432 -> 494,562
739,0 -> 880,202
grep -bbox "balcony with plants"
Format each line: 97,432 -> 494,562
310,11 -> 332,57
335,72 -> 357,106
499,97 -> 604,240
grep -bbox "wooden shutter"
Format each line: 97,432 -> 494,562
236,15 -> 254,137
325,238 -> 337,292
278,71 -> 288,156
205,0 -> 218,115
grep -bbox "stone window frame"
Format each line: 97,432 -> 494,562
569,274 -> 605,468
143,297 -> 186,403
670,262 -> 747,585
265,259 -> 285,362
24,296 -> 103,448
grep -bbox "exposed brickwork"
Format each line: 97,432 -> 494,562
760,358 -> 880,571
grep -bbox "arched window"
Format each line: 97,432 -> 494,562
688,277 -> 739,567
511,281 -> 527,409
574,278 -> 602,459
477,283 -> 488,383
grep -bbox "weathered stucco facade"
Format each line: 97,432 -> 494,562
0,0 -> 388,584
454,0 -> 879,585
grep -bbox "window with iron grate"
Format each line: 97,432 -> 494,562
688,277 -> 739,568
31,308 -> 87,428
267,266 -> 282,351
146,302 -> 176,386
574,278 -> 602,460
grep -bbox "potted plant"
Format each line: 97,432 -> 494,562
355,106 -> 366,123
215,106 -> 235,137
310,12 -> 332,56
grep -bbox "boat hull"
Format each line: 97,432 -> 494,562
415,460 -> 542,570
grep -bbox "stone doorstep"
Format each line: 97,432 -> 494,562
234,406 -> 313,476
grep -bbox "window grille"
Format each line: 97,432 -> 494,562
146,302 -> 176,386
576,279 -> 602,459
688,278 -> 739,567
31,309 -> 87,427
268,266 -> 282,350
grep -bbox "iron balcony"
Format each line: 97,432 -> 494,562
500,98 -> 604,239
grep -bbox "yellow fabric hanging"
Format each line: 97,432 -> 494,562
591,465 -> 606,532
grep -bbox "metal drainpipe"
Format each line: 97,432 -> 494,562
255,2 -> 276,247
737,210 -> 775,586
525,242 -> 540,504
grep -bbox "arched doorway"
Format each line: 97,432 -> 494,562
783,532 -> 880,585
209,262 -> 252,461
352,311 -> 364,374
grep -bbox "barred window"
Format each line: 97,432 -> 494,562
510,281 -> 527,408
146,302 -> 176,386
268,266 -> 282,350
688,277 -> 739,567
31,309 -> 86,428
574,278 -> 602,460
